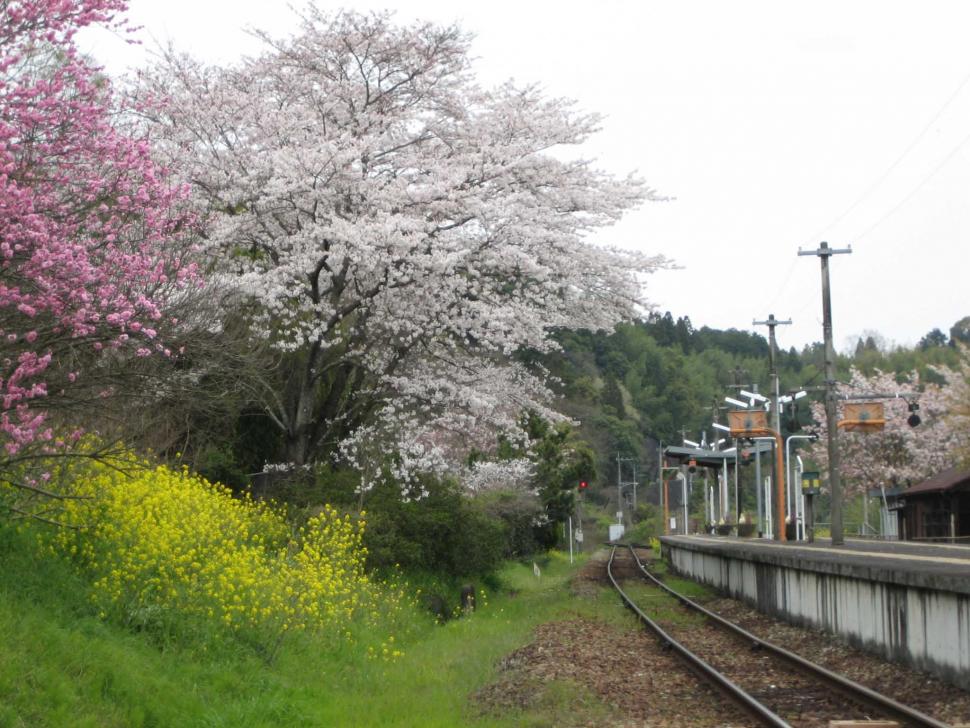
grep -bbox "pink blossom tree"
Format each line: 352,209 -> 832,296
139,9 -> 668,478
806,368 -> 961,495
0,0 -> 197,499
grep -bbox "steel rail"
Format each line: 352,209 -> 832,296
607,546 -> 790,728
628,545 -> 951,728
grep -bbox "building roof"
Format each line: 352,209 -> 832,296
664,441 -> 773,468
904,467 -> 970,496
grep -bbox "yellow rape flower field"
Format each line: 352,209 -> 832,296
33,456 -> 413,661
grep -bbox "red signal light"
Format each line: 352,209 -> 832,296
579,480 -> 588,490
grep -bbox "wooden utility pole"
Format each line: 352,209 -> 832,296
798,242 -> 851,545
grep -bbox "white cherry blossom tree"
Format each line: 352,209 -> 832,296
138,9 -> 668,474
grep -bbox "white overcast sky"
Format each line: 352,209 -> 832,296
81,0 -> 970,352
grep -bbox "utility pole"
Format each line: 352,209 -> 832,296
753,314 -> 792,437
615,453 -> 622,527
754,314 -> 792,529
798,242 -> 851,545
631,460 -> 639,514
616,455 -> 639,525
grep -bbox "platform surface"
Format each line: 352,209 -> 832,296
661,534 -> 970,595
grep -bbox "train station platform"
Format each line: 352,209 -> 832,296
660,534 -> 970,690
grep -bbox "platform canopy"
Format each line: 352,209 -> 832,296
663,440 -> 773,468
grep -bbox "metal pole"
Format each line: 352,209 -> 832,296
799,242 -> 851,545
754,314 -> 792,529
721,459 -> 728,521
785,434 -> 816,541
764,474 -> 772,538
658,440 -> 663,534
753,384 -> 763,534
772,431 -> 786,541
734,448 -> 741,523
663,477 -> 671,535
752,436 -> 785,540
785,436 -> 793,528
576,492 -> 583,552
616,453 -> 622,525
753,440 -> 762,534
568,516 -> 573,564
703,470 -> 710,530
681,472 -> 689,535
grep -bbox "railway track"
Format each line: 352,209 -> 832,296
607,544 -> 952,728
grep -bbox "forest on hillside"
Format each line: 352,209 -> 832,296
534,312 -> 969,519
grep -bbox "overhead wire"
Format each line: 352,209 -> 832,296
852,126 -> 970,242
807,67 -> 970,244
763,66 -> 970,330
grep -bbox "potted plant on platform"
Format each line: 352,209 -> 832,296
737,513 -> 755,538
715,518 -> 732,536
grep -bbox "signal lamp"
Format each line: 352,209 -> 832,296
687,458 -> 697,474
578,480 -> 588,490
907,401 -> 921,428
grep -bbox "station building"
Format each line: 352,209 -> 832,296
897,467 -> 970,542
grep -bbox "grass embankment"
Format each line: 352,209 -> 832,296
0,520 -> 638,726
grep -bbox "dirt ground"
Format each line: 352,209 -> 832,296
473,550 -> 970,727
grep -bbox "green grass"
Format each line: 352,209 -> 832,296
0,526 -> 637,727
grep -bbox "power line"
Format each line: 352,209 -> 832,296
807,67 -> 970,243
764,258 -> 799,311
854,126 -> 970,242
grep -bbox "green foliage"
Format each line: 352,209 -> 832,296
265,464 -> 362,508
194,443 -> 249,491
951,316 -> 970,347
525,416 -> 595,527
476,489 -> 547,559
919,327 -> 948,350
363,475 -> 506,579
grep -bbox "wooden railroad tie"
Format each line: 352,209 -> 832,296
828,722 -> 899,728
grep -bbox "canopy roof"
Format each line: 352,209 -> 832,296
663,440 -> 773,468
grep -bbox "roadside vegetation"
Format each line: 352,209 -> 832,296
0,511 -> 643,727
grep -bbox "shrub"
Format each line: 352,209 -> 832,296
362,475 -> 505,579
477,489 -> 546,559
